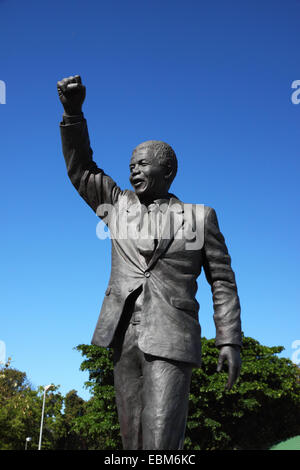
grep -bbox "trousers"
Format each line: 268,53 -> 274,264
112,290 -> 193,450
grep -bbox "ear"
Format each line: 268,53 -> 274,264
163,164 -> 173,182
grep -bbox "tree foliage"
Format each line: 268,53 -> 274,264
186,336 -> 300,449
55,389 -> 87,450
0,359 -> 61,449
73,345 -> 121,449
1,336 -> 299,450
75,336 -> 300,450
0,359 -> 85,450
0,359 -> 41,450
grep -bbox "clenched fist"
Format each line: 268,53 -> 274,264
57,75 -> 86,116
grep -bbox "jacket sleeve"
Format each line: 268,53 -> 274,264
59,114 -> 123,214
202,206 -> 242,348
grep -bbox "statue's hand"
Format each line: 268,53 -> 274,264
217,345 -> 241,391
57,75 -> 86,115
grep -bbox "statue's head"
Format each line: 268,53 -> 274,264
129,140 -> 178,201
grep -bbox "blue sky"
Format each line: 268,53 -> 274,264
0,0 -> 299,400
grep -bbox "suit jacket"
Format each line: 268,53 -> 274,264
60,116 -> 242,367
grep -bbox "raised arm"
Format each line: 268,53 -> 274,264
57,75 -> 122,213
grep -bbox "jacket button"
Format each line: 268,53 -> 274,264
144,271 -> 151,278
128,287 -> 133,292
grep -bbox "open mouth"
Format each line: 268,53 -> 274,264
132,178 -> 145,189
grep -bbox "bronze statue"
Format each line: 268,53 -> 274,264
57,75 -> 242,450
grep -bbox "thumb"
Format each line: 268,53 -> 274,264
66,82 -> 80,91
217,353 -> 225,373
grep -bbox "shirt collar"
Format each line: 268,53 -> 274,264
148,198 -> 170,213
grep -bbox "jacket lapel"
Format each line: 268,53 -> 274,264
116,194 -> 185,270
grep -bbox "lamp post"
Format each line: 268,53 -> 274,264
25,436 -> 32,450
38,384 -> 52,450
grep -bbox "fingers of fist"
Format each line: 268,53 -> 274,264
57,75 -> 84,95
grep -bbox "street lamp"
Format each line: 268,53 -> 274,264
38,384 -> 52,450
25,436 -> 32,450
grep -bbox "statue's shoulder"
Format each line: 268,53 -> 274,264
116,189 -> 139,211
181,201 -> 212,214
121,189 -> 136,199
181,203 -> 217,229
203,204 -> 214,216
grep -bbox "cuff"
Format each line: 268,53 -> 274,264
62,112 -> 84,125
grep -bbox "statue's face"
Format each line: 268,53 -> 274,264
129,146 -> 168,200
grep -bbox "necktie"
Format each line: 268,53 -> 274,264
137,203 -> 159,261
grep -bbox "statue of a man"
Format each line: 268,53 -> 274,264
57,75 -> 242,450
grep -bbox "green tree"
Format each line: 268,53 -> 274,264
0,360 -> 67,450
74,345 -> 121,449
55,389 -> 87,449
75,336 -> 300,450
186,336 -> 300,450
0,359 -> 42,450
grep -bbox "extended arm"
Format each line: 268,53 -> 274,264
57,75 -> 122,213
203,206 -> 242,389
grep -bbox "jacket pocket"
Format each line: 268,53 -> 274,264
170,297 -> 199,313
